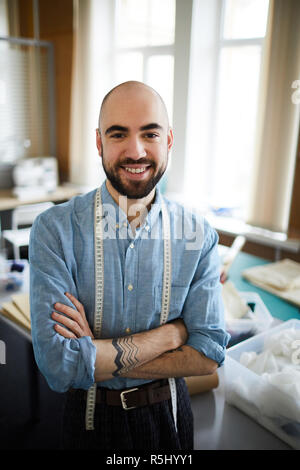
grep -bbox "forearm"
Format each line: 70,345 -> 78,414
93,322 -> 186,382
51,297 -> 190,383
119,345 -> 218,380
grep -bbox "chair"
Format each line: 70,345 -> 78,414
3,202 -> 54,259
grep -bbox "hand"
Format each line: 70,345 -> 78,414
167,318 -> 188,350
52,292 -> 94,339
220,269 -> 227,284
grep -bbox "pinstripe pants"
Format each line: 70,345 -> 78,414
61,378 -> 194,450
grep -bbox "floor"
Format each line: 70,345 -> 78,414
0,318 -> 66,450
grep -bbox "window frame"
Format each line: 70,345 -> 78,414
112,0 -> 175,88
206,1 -> 268,212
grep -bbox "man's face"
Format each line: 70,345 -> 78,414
97,87 -> 173,199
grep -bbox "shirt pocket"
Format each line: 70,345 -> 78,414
153,285 -> 189,323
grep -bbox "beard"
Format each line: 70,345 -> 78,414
101,151 -> 168,199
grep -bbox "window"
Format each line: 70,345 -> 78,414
113,0 -> 176,123
183,0 -> 270,219
0,38 -> 55,164
212,0 -> 269,215
0,0 -> 55,166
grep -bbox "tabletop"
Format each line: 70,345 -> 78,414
227,252 -> 300,321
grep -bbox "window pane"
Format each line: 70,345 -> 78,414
211,46 -> 261,215
0,44 -> 52,163
149,0 -> 176,46
223,0 -> 269,39
0,0 -> 8,36
146,55 -> 174,123
114,52 -> 143,84
116,0 -> 175,48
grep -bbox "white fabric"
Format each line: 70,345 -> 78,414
222,281 -> 250,321
228,374 -> 300,425
237,328 -> 300,420
242,259 -> 300,307
226,326 -> 300,448
243,259 -> 300,291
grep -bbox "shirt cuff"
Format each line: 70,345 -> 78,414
71,336 -> 97,389
186,332 -> 229,367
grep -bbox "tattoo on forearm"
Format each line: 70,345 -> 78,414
112,336 -> 139,376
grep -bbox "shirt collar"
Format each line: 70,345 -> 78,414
100,179 -> 163,234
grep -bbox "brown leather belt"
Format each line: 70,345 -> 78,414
95,379 -> 171,410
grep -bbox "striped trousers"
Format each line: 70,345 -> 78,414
61,378 -> 194,450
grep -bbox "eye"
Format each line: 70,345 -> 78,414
144,133 -> 159,139
110,133 -> 126,139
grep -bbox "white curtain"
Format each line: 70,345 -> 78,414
69,0 -> 114,187
246,0 -> 300,233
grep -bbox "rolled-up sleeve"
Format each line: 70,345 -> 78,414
29,211 -> 96,393
183,221 -> 230,366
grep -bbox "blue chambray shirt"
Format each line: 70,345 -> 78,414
29,181 -> 230,393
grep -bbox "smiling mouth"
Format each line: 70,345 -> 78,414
124,167 -> 147,174
120,164 -> 152,176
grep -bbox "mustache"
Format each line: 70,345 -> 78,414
118,158 -> 154,166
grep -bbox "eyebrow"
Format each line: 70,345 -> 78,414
104,123 -> 163,135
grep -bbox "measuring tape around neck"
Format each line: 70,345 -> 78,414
85,187 -> 177,431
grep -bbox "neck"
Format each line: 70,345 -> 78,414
105,180 -> 156,224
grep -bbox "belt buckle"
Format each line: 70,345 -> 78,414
120,387 -> 139,410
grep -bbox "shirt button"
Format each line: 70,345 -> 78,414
125,327 -> 131,334
128,284 -> 133,291
145,225 -> 150,232
123,221 -> 127,227
129,243 -> 134,249
115,223 -> 119,229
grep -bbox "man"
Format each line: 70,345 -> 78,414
29,81 -> 230,450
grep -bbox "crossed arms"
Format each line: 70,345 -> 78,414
53,292 -> 218,383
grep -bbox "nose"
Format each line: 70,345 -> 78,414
124,136 -> 147,160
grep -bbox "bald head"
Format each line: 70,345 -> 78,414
98,81 -> 169,132
96,80 -> 174,200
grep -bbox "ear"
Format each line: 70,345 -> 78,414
96,129 -> 103,157
167,127 -> 174,153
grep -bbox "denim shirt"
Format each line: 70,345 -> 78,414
29,181 -> 230,393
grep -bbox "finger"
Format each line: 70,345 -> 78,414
54,323 -> 77,339
52,312 -> 82,337
54,302 -> 83,326
65,292 -> 85,315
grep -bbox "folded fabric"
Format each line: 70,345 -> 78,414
0,293 -> 31,331
228,374 -> 300,425
225,327 -> 300,438
222,280 -> 250,321
11,293 -> 30,322
0,301 -> 31,330
242,259 -> 300,307
239,328 -> 300,402
267,369 -> 300,402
